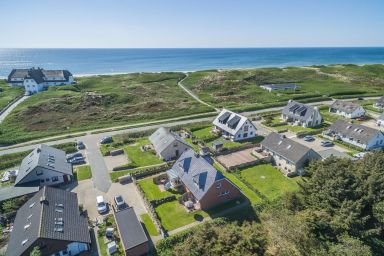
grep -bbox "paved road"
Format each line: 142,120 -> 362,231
82,135 -> 112,192
0,95 -> 28,123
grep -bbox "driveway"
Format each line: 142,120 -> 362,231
82,134 -> 112,192
287,132 -> 350,153
0,96 -> 29,123
72,180 -> 147,221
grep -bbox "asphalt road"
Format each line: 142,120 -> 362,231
82,135 -> 112,192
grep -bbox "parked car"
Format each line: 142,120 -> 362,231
356,116 -> 366,121
321,141 -> 334,147
69,156 -> 86,165
303,135 -> 315,142
96,196 -> 108,214
77,141 -> 86,150
114,195 -> 125,209
66,152 -> 83,161
100,136 -> 113,144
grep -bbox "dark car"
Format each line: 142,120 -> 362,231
77,141 -> 86,150
69,156 -> 86,165
321,141 -> 334,147
66,152 -> 83,161
303,135 -> 315,142
100,136 -> 113,144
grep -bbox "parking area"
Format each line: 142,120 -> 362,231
71,179 -> 147,221
359,119 -> 384,131
104,154 -> 129,171
286,132 -> 350,153
216,147 -> 259,169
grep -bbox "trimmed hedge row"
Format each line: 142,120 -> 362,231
150,195 -> 177,207
111,162 -> 173,182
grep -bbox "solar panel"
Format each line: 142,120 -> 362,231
227,115 -> 241,129
218,112 -> 231,124
289,104 -> 299,112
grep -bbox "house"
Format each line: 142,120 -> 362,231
6,186 -> 91,256
114,207 -> 149,256
165,149 -> 242,210
7,67 -> 74,95
282,100 -> 323,128
373,97 -> 384,109
329,100 -> 365,119
259,83 -> 300,92
149,127 -> 193,161
323,120 -> 384,151
261,132 -> 321,176
213,109 -> 257,141
377,113 -> 384,127
14,144 -> 73,187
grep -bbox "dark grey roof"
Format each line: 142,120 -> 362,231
0,186 -> 39,202
114,207 -> 148,251
318,148 -> 352,160
260,83 -> 299,90
15,144 -> 72,186
261,132 -> 316,163
326,120 -> 382,145
149,127 -> 191,154
6,186 -> 91,256
7,68 -> 72,84
171,149 -> 225,200
282,100 -> 319,123
7,69 -> 29,82
330,100 -> 362,114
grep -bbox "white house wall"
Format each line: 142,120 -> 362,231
159,141 -> 192,161
233,120 -> 257,141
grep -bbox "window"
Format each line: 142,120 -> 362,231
52,176 -> 59,182
238,134 -> 241,138
250,132 -> 253,135
36,169 -> 43,176
46,178 -> 50,182
40,179 -> 45,183
244,125 -> 249,132
243,133 -> 248,138
216,182 -> 222,189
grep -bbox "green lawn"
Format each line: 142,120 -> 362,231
192,126 -> 215,139
240,164 -> 301,200
140,213 -> 159,236
155,200 -> 208,231
75,165 -> 92,181
124,138 -> 163,168
137,177 -> 174,201
213,163 -> 261,204
216,136 -> 264,149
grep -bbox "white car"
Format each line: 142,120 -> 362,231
96,196 -> 108,214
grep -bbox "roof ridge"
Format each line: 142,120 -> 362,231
38,186 -> 46,238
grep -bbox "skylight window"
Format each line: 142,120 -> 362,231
21,239 -> 29,245
24,223 -> 31,230
29,202 -> 35,208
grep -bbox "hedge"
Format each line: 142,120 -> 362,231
156,218 -> 228,255
150,195 -> 177,207
111,162 -> 173,182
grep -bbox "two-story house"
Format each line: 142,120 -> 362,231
213,109 -> 257,141
323,120 -> 384,151
261,132 -> 321,176
282,100 -> 323,128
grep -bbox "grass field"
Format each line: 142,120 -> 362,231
155,200 -> 208,231
140,213 -> 159,236
0,80 -> 24,111
74,165 -> 92,181
124,138 -> 163,168
182,65 -> 383,110
137,177 -> 175,201
239,164 -> 301,200
0,72 -> 213,145
213,163 -> 261,204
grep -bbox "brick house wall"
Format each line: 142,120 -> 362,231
125,241 -> 149,256
199,179 -> 242,210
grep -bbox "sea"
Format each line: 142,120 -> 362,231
1,48 -> 384,77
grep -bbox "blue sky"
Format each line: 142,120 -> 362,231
0,0 -> 383,48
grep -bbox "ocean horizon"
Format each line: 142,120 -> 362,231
1,47 -> 384,78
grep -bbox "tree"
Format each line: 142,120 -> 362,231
171,221 -> 267,256
30,247 -> 41,256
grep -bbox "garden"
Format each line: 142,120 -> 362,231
74,165 -> 92,181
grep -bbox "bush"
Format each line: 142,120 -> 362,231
150,195 -> 177,207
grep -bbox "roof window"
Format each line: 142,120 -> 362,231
21,239 -> 29,245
